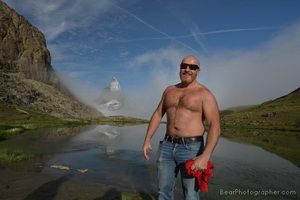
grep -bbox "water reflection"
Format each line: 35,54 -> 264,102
0,125 -> 92,154
214,137 -> 297,169
98,127 -> 120,139
1,124 -> 299,199
41,124 -> 164,193
97,126 -> 120,154
40,125 -> 300,198
211,137 -> 300,199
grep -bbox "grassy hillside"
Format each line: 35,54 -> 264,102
220,87 -> 300,166
221,87 -> 300,131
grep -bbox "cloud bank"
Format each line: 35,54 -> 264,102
128,22 -> 300,117
205,22 -> 300,109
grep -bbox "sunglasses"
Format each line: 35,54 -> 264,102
180,63 -> 199,70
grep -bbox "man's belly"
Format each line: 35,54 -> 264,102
166,122 -> 205,137
166,108 -> 204,137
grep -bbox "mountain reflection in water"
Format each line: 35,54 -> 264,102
2,124 -> 299,199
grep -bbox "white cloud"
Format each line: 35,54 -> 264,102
55,71 -> 100,105
127,22 -> 300,115
4,0 -> 120,41
204,22 -> 300,109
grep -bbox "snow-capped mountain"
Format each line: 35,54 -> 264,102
93,77 -> 149,118
94,77 -> 124,110
104,77 -> 121,92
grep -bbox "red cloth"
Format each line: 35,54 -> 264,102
185,160 -> 214,192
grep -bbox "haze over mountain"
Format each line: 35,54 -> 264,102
94,77 -> 123,110
93,77 -> 150,118
0,1 -> 102,119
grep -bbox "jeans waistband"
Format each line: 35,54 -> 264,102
164,134 -> 203,144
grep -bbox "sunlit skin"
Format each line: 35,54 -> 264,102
142,56 -> 221,172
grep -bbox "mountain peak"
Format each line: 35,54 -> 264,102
94,77 -> 123,110
105,77 -> 121,92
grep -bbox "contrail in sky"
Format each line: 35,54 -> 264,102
175,27 -> 277,38
120,27 -> 277,42
107,2 -> 201,55
107,2 -> 277,55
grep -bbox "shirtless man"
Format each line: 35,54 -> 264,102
142,56 -> 221,200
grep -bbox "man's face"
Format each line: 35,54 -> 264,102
179,61 -> 200,84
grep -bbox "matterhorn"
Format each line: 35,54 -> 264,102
94,77 -> 124,110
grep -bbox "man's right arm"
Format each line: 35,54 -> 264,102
142,90 -> 167,160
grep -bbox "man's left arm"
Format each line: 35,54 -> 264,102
192,90 -> 221,171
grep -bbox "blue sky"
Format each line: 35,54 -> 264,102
3,0 -> 300,117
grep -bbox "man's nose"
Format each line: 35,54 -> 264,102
185,66 -> 191,71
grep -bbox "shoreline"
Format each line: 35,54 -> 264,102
0,169 -> 124,200
0,154 -> 158,200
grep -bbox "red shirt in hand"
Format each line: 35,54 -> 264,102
185,160 -> 214,192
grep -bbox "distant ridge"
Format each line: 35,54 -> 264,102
276,87 -> 300,99
260,86 -> 300,106
221,87 -> 300,130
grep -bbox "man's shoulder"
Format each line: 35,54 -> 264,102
198,86 -> 217,103
193,83 -> 209,93
194,85 -> 216,98
164,85 -> 177,92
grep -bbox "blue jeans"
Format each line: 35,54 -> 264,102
157,139 -> 204,200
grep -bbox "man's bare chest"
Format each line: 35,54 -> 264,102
164,90 -> 202,112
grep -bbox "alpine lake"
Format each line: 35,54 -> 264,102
0,124 -> 299,200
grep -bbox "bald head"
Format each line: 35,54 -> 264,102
181,56 -> 200,69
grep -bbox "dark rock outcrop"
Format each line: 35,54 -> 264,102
0,1 -> 53,84
0,1 -> 103,119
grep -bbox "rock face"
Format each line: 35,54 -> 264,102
94,77 -> 124,110
0,2 -> 53,84
0,2 -> 102,119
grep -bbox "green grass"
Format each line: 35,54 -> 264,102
117,191 -> 157,200
71,192 -> 157,200
0,125 -> 26,141
220,88 -> 300,131
94,116 -> 149,126
0,148 -> 33,162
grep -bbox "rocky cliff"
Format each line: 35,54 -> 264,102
0,1 -> 102,119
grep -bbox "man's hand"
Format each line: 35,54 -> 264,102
142,142 -> 153,160
191,155 -> 209,171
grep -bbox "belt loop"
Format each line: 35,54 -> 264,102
181,137 -> 185,144
164,134 -> 168,142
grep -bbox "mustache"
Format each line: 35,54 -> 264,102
182,71 -> 192,75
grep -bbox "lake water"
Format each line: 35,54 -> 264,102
2,124 -> 300,199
